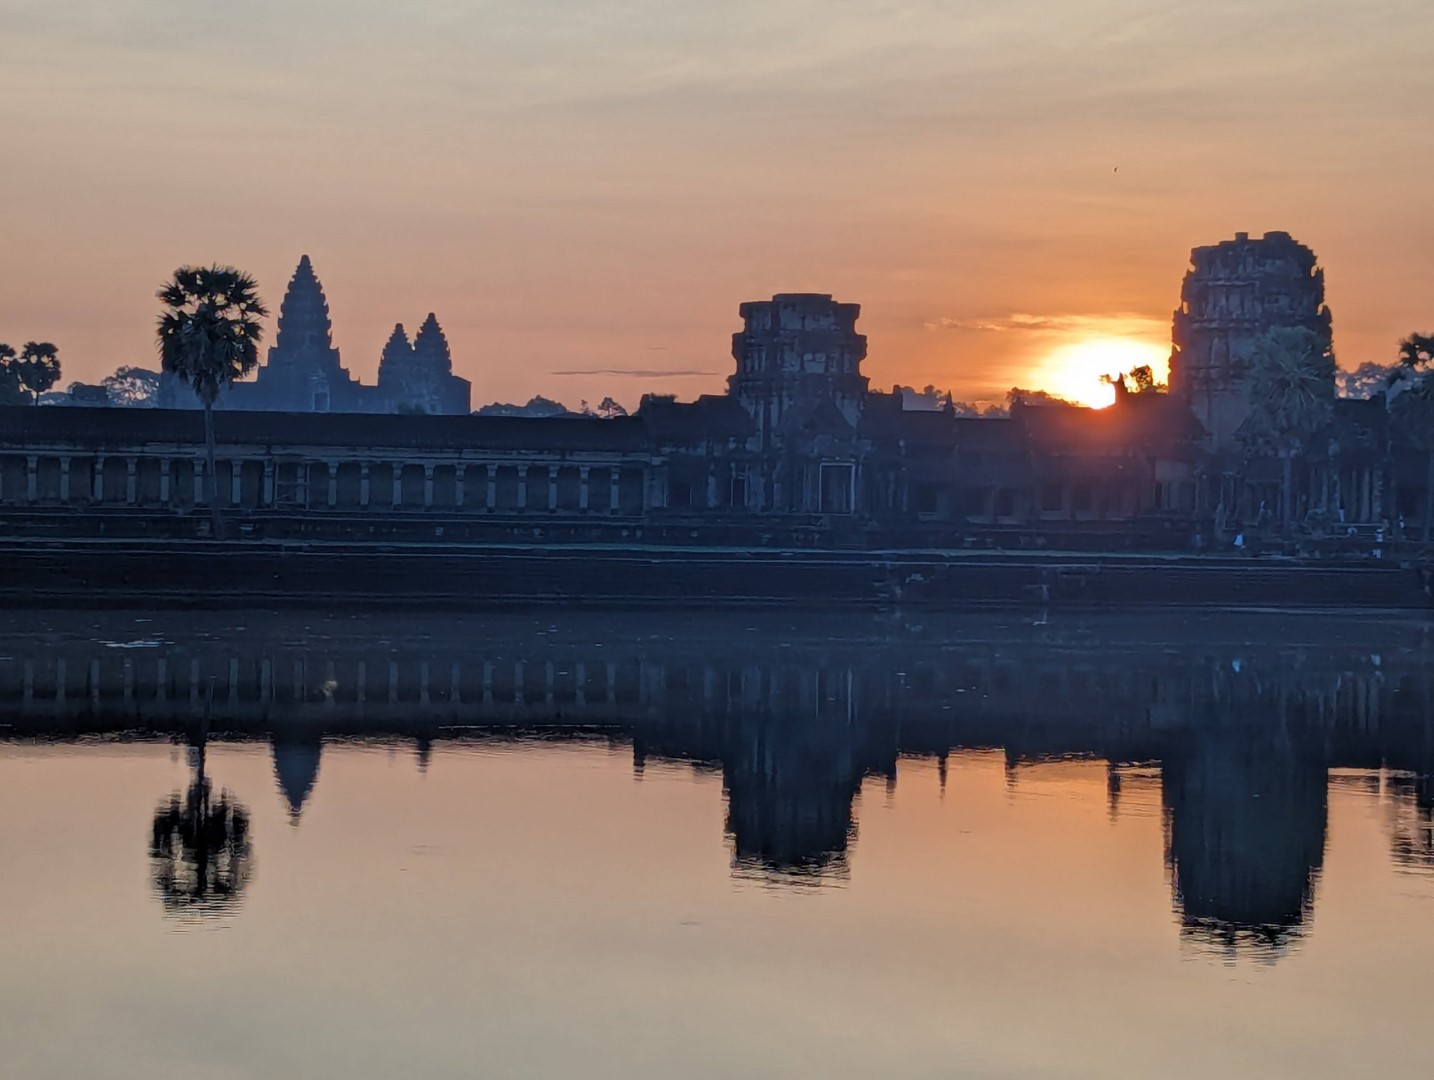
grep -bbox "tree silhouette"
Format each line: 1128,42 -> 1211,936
156,266 -> 268,536
1389,334 -> 1434,539
101,365 -> 162,407
1238,327 -> 1336,530
0,341 -> 61,404
149,738 -> 253,919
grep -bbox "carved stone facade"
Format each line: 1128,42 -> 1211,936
1171,231 -> 1332,449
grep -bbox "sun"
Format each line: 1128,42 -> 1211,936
1033,337 -> 1170,408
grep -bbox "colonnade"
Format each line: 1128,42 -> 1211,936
0,451 -> 659,515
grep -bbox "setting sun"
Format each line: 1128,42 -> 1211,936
1033,337 -> 1170,408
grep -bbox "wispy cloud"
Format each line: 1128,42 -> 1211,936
551,367 -> 717,377
926,312 -> 1167,337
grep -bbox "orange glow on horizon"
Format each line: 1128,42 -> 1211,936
1031,337 -> 1171,409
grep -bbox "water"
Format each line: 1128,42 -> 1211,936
1,608 -> 1432,1078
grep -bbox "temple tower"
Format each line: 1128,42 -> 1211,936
727,294 -> 870,513
245,255 -> 361,412
376,313 -> 471,415
1171,232 -> 1332,448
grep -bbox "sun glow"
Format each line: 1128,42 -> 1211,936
1033,337 -> 1170,408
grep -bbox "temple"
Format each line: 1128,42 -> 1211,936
3,232 -> 1423,550
173,256 -> 472,415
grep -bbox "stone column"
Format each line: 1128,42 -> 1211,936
579,466 -> 590,512
423,464 -> 434,509
261,460 -> 274,506
295,462 -> 308,508
516,465 -> 528,510
392,464 -> 403,510
485,465 -> 497,511
92,457 -> 105,503
707,464 -> 719,509
610,467 -> 621,515
547,465 -> 558,512
160,459 -> 172,506
455,465 -> 467,511
327,462 -> 338,508
359,463 -> 370,508
125,457 -> 138,505
58,456 -> 71,504
231,461 -> 243,507
194,458 -> 206,507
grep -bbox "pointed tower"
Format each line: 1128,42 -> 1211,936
377,312 -> 470,414
412,313 -> 454,374
244,255 -> 362,412
378,323 -> 413,373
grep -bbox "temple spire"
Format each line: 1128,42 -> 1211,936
271,254 -> 338,364
411,313 -> 453,374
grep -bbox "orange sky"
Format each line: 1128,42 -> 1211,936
2,1 -> 1431,409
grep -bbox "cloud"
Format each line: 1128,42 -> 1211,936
550,367 -> 717,377
926,312 -> 1167,337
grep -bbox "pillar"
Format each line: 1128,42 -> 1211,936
327,462 -> 338,508
486,464 -> 496,511
25,455 -> 38,504
231,460 -> 243,507
610,467 -> 621,515
579,466 -> 591,512
707,465 -> 719,509
92,457 -> 104,503
547,465 -> 558,512
359,463 -> 370,508
392,463 -> 403,509
423,464 -> 434,509
160,459 -> 172,506
295,462 -> 308,508
58,456 -> 71,503
455,464 -> 467,511
195,457 -> 207,506
261,460 -> 274,506
125,457 -> 138,505
517,465 -> 528,510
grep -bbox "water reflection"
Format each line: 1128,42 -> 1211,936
5,610 -> 1434,954
149,737 -> 253,918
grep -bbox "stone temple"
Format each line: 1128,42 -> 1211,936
1170,231 -> 1332,449
196,256 -> 471,415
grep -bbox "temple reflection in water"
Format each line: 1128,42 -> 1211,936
2,611 -> 1433,952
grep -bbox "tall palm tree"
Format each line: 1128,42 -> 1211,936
150,736 -> 253,918
1388,333 -> 1434,540
1239,327 -> 1336,531
156,266 -> 267,535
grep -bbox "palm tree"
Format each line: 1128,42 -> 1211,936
156,266 -> 268,535
1388,333 -> 1434,540
150,737 -> 253,918
1238,327 -> 1336,531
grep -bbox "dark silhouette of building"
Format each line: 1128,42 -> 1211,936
1171,231 -> 1332,449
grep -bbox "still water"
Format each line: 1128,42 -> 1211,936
1,608 -> 1432,1078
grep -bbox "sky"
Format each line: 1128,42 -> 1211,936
2,0 -> 1431,409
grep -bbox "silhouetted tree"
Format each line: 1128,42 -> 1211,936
150,738 -> 253,918
1338,360 -> 1399,400
1388,333 -> 1434,539
156,266 -> 268,536
1239,327 -> 1335,530
101,365 -> 162,407
597,395 -> 627,419
0,341 -> 61,404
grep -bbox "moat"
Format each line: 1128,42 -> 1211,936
1,608 -> 1432,1078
